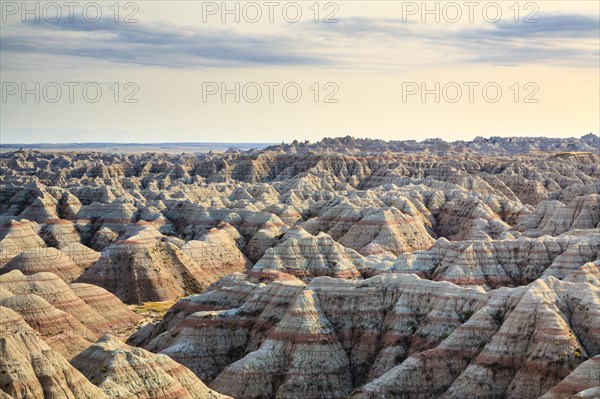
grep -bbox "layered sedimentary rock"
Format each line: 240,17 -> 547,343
539,356 -> 600,399
0,270 -> 140,358
135,272 -> 599,399
338,207 -> 435,256
40,219 -> 100,268
302,199 -> 436,256
518,194 -> 600,236
0,306 -> 108,399
263,134 -> 600,155
250,228 -> 378,281
165,202 -> 288,262
563,261 -> 600,286
180,225 -> 252,278
71,335 -> 230,399
1,136 -> 599,398
2,247 -> 85,282
0,219 -> 45,266
387,233 -> 600,288
436,196 -> 512,240
210,289 -> 353,399
0,291 -> 97,359
139,274 -> 488,387
352,277 -> 599,399
70,283 -> 143,328
78,224 -> 249,304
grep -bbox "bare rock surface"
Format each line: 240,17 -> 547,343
137,273 -> 599,399
249,228 -> 377,281
0,270 -> 140,358
539,356 -> 600,399
263,134 -> 600,156
71,334 -> 230,399
209,289 -> 353,399
387,233 -> 600,288
2,247 -> 85,282
78,223 -> 249,303
0,219 -> 45,266
1,135 -> 599,398
0,306 -> 108,399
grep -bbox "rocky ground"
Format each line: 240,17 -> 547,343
1,135 -> 599,399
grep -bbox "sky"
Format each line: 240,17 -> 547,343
1,1 -> 599,144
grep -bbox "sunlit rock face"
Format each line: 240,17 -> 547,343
0,219 -> 45,266
2,247 -> 86,282
71,334 -> 230,399
134,274 -> 599,399
385,233 -> 600,288
0,270 -> 140,359
0,306 -> 109,399
76,223 -> 250,304
1,136 -> 599,399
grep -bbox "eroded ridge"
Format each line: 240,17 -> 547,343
1,136 -> 599,398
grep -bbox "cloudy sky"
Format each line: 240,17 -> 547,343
1,1 -> 599,143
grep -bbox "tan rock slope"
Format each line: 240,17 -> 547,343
1,137 -> 599,398
78,224 -> 249,303
210,289 -> 352,398
71,334 -> 230,399
352,277 -> 599,399
518,194 -> 600,236
2,247 -> 85,282
0,219 -> 45,266
249,228 -> 378,281
387,233 -> 600,288
0,270 -> 140,358
539,356 -> 600,399
0,306 -> 108,399
137,274 -> 599,399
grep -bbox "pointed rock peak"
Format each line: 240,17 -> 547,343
315,231 -> 334,240
274,289 -> 333,336
1,218 -> 41,236
200,227 -> 232,243
121,223 -> 162,241
0,304 -> 28,328
95,333 -> 122,348
564,262 -> 600,285
73,334 -> 231,399
282,226 -> 312,241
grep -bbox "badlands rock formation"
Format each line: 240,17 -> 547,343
71,335 -> 229,399
385,233 -> 600,288
0,306 -> 108,399
249,227 -> 379,281
539,355 -> 600,399
1,134 -> 599,398
1,247 -> 85,282
265,133 -> 600,155
135,274 -> 599,399
78,223 -> 249,303
0,270 -> 140,359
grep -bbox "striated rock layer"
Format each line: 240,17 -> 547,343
77,224 -> 250,303
1,137 -> 599,399
2,247 -> 86,282
0,306 -> 108,399
135,273 -> 599,399
0,270 -> 140,359
71,334 -> 230,399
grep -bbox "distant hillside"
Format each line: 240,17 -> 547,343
0,142 -> 273,154
264,133 -> 600,155
2,134 -> 598,155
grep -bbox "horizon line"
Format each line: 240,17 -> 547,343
1,132 -> 598,147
